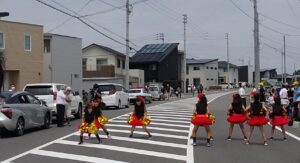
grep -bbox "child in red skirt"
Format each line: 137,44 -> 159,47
269,96 -> 290,141
128,96 -> 152,138
227,94 -> 248,141
246,92 -> 269,146
191,93 -> 214,147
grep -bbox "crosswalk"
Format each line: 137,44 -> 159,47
1,92 -> 231,163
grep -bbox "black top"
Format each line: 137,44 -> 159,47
232,103 -> 243,114
259,88 -> 266,102
273,105 -> 283,116
134,104 -> 145,119
196,102 -> 207,114
84,110 -> 95,124
251,102 -> 263,116
93,102 -> 106,117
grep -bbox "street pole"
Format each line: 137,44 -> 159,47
125,0 -> 130,89
283,35 -> 287,84
281,51 -> 284,84
183,14 -> 187,93
226,33 -> 230,87
294,63 -> 296,82
253,0 -> 260,87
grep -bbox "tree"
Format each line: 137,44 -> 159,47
293,70 -> 300,75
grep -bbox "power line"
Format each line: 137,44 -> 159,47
47,0 -> 93,33
286,0 -> 300,25
36,0 -> 129,48
259,12 -> 300,30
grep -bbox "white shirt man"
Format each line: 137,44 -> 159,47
56,85 -> 66,127
279,87 -> 289,106
56,88 -> 67,105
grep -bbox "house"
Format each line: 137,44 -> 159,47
218,61 -> 239,84
238,65 -> 254,85
257,68 -> 278,85
275,73 -> 293,84
82,43 -> 144,90
43,33 -> 82,93
0,20 -> 43,90
130,43 -> 183,88
186,58 -> 218,89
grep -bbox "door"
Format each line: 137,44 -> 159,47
26,94 -> 44,125
11,95 -> 36,128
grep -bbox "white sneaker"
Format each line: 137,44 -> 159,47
191,142 -> 197,146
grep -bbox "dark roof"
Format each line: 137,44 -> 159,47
186,58 -> 218,65
260,68 -> 276,72
218,61 -> 238,68
83,43 -> 125,58
130,43 -> 179,63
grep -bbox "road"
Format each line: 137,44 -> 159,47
1,90 -> 300,163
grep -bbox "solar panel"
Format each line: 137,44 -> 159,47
139,43 -> 172,54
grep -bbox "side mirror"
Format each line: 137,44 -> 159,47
74,91 -> 80,96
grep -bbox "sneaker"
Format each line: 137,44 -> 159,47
210,136 -> 214,141
245,140 -> 250,145
283,137 -> 287,141
107,134 -> 112,139
269,137 -> 273,140
264,141 -> 268,146
243,136 -> 248,141
206,142 -> 211,147
97,140 -> 102,144
227,136 -> 232,141
78,141 -> 83,145
148,134 -> 152,138
191,142 -> 197,146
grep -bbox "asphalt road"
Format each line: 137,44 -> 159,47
1,90 -> 300,163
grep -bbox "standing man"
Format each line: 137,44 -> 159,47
56,85 -> 67,127
292,82 -> 300,121
8,84 -> 16,91
166,84 -> 170,100
279,85 -> 289,108
238,83 -> 247,108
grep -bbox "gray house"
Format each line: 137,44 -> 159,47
43,33 -> 82,93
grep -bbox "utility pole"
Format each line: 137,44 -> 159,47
294,63 -> 297,82
253,0 -> 260,87
183,14 -> 187,93
283,35 -> 286,84
226,33 -> 230,87
281,51 -> 284,83
125,0 -> 130,89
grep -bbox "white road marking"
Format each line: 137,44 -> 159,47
267,123 -> 300,141
109,120 -> 189,128
147,112 -> 192,116
55,139 -> 188,161
30,150 -> 128,163
116,117 -> 190,124
73,132 -> 188,148
147,113 -> 191,118
107,129 -> 188,139
119,115 -> 190,121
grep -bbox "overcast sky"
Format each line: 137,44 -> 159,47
1,0 -> 300,74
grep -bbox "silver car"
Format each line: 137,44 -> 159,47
0,91 -> 51,136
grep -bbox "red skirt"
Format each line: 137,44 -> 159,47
127,114 -> 151,126
227,113 -> 248,123
271,116 -> 290,126
247,116 -> 269,126
191,114 -> 212,126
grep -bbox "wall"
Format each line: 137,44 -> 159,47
218,67 -> 239,83
0,20 -> 43,90
45,34 -> 82,94
129,69 -> 144,87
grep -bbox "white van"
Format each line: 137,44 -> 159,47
93,83 -> 129,109
23,83 -> 83,119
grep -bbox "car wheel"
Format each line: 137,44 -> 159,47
42,113 -> 50,129
117,100 -> 121,109
15,118 -> 25,136
149,98 -> 152,103
75,103 -> 82,119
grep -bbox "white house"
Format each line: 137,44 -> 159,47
43,33 -> 82,93
186,58 -> 219,89
218,61 -> 239,84
82,43 -> 144,90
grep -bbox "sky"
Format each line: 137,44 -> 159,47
1,0 -> 300,74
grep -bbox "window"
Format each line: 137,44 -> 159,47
44,39 -> 50,52
207,78 -> 209,81
27,95 -> 40,104
211,78 -> 213,80
24,35 -> 31,51
122,60 -> 125,69
0,32 -> 5,49
193,66 -> 200,70
117,59 -> 121,68
96,58 -> 108,70
211,67 -> 214,69
224,68 -> 227,72
186,66 -> 189,75
82,58 -> 87,71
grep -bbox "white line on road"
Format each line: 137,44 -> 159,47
116,117 -> 190,124
107,129 -> 188,139
109,121 -> 189,128
30,150 -> 128,163
55,139 -> 188,161
119,115 -> 190,121
147,113 -> 191,118
73,133 -> 188,148
105,123 -> 190,133
268,122 -> 300,141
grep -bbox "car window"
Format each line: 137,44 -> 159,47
96,85 -> 115,92
115,85 -> 122,91
17,95 -> 30,104
128,90 -> 141,93
27,95 -> 40,104
24,86 -> 52,95
149,87 -> 158,91
56,85 -> 64,91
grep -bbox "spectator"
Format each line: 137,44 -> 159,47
56,85 -> 67,127
176,86 -> 182,98
238,83 -> 247,108
8,84 -> 16,91
65,87 -> 72,126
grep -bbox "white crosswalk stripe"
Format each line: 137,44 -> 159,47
1,92 -> 232,163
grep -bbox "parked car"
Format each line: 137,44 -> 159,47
128,88 -> 152,104
0,91 -> 51,136
93,83 -> 129,109
219,83 -> 233,89
23,83 -> 83,120
148,85 -> 165,101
